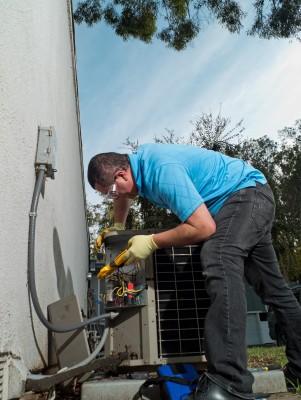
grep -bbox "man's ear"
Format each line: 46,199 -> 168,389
115,169 -> 128,181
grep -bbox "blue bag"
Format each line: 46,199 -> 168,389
139,363 -> 199,400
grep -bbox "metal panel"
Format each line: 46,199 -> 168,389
47,294 -> 90,368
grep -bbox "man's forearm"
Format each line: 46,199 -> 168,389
121,204 -> 216,265
152,223 -> 213,248
113,197 -> 132,225
153,203 -> 216,248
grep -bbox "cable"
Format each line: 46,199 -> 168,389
28,166 -> 119,333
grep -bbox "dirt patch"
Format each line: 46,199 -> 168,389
269,393 -> 301,399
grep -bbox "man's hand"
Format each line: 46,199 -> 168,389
106,222 -> 125,231
94,230 -> 108,253
94,223 -> 125,253
122,235 -> 159,265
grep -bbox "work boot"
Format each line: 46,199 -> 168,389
185,375 -> 254,400
283,363 -> 301,392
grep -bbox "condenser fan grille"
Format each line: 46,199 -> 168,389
154,245 -> 210,358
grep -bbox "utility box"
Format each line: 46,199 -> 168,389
35,126 -> 57,179
101,230 -> 209,367
245,281 -> 272,346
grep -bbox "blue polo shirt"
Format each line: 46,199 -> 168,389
128,144 -> 267,222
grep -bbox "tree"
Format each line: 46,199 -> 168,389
274,120 -> 301,280
154,110 -> 244,153
74,0 -> 301,50
232,126 -> 301,281
87,201 -> 112,257
187,110 -> 244,153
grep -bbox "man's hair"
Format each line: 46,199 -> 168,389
87,152 -> 130,189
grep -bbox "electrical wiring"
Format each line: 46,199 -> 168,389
101,260 -> 147,307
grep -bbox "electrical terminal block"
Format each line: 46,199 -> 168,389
102,261 -> 147,309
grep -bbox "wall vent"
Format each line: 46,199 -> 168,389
0,356 -> 8,400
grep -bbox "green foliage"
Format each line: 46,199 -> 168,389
158,20 -> 199,51
248,345 -> 301,394
74,0 -> 102,26
247,345 -> 287,368
273,121 -> 301,280
75,0 -> 157,42
187,110 -> 245,153
87,201 -> 113,257
133,197 -> 181,229
206,0 -> 245,33
74,0 -> 301,50
231,123 -> 301,282
249,0 -> 301,39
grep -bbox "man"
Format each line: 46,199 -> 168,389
87,143 -> 301,400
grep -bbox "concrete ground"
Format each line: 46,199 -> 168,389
20,372 -> 301,400
20,390 -> 301,399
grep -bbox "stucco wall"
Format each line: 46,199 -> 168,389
0,0 -> 88,378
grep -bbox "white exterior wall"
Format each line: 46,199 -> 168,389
0,0 -> 89,395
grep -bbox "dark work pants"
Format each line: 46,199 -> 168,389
200,183 -> 301,397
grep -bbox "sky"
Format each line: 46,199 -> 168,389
74,14 -> 301,206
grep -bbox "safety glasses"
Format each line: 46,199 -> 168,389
105,181 -> 119,200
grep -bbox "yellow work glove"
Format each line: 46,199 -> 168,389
122,235 -> 159,266
106,222 -> 125,231
94,230 -> 108,253
94,223 -> 125,253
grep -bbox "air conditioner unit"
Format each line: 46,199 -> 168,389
102,230 -> 210,367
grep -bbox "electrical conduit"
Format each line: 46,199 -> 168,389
27,166 -> 118,377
